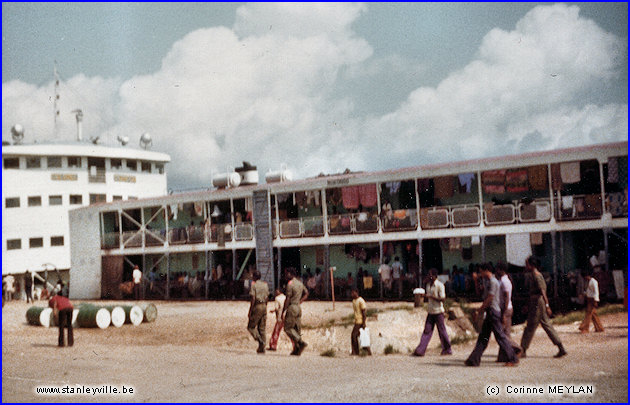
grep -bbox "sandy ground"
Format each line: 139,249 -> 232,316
2,300 -> 627,402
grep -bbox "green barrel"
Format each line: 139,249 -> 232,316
142,303 -> 158,323
26,306 -> 53,327
122,305 -> 143,326
76,303 -> 111,329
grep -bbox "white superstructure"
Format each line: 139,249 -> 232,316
2,141 -> 170,275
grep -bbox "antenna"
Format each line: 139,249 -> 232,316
11,124 -> 24,145
53,61 -> 60,137
139,133 -> 152,150
117,135 -> 130,146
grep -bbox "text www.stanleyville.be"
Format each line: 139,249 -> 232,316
35,384 -> 134,396
485,384 -> 595,397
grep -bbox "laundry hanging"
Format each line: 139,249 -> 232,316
560,162 -> 581,184
458,173 -> 475,193
482,170 -> 506,194
505,233 -> 532,267
359,184 -> 377,207
193,202 -> 203,217
342,186 -> 360,209
527,165 -> 548,191
530,232 -> 543,245
506,169 -> 528,193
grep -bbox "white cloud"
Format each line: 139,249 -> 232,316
2,3 -> 627,190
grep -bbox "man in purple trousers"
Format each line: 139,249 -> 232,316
413,268 -> 452,356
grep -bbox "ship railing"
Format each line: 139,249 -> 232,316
328,214 -> 353,235
234,222 -> 254,241
518,199 -> 552,223
484,203 -> 516,225
208,223 -> 233,243
186,225 -> 205,243
353,212 -> 379,233
554,194 -> 603,221
382,209 -> 418,232
146,228 -> 167,246
101,232 -> 120,249
122,231 -> 143,247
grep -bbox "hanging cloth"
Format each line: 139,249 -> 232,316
505,233 -> 532,267
359,184 -> 377,207
295,191 -> 308,209
342,186 -> 360,210
448,237 -> 461,251
385,182 -> 401,194
434,176 -> 454,198
482,170 -> 506,194
457,173 -> 475,193
530,232 -> 543,245
527,165 -> 548,191
607,157 -> 619,183
170,204 -> 179,220
550,164 -> 563,191
245,197 -> 253,212
276,193 -> 289,204
193,202 -> 203,217
506,169 -> 529,193
560,162 -> 581,184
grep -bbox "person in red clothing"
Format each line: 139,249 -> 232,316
49,289 -> 74,347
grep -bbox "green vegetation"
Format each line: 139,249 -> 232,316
552,304 -> 626,325
383,344 -> 399,355
320,348 -> 336,357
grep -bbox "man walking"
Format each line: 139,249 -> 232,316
268,288 -> 290,351
49,289 -> 74,347
465,264 -> 518,367
350,288 -> 371,355
579,270 -> 604,333
24,270 -> 33,303
132,265 -> 142,300
392,256 -> 403,299
520,256 -> 567,358
496,262 -> 522,362
247,270 -> 269,353
282,268 -> 309,355
413,268 -> 452,356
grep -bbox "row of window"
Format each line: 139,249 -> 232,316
6,236 -> 64,250
4,194 -> 136,208
3,157 -> 164,174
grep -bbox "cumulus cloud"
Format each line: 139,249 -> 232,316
2,3 -> 627,190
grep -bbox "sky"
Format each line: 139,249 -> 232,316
2,2 -> 628,191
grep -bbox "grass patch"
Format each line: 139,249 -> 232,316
383,344 -> 399,355
320,348 -> 336,357
450,333 -> 476,346
552,304 -> 626,325
384,304 -> 414,312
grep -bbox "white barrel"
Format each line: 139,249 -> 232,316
212,172 -> 241,188
72,309 -> 79,328
265,169 -> 293,183
94,308 -> 112,329
123,305 -> 144,326
239,170 -> 259,185
40,308 -> 53,328
109,306 -> 126,328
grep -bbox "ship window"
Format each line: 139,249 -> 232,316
126,159 -> 137,171
68,156 -> 81,168
29,237 -> 43,248
49,195 -> 63,206
111,159 -> 122,169
70,194 -> 83,205
5,197 -> 20,208
7,239 -> 21,250
50,236 -> 64,246
3,158 -> 19,169
26,157 -> 41,168
156,163 -> 164,174
47,156 -> 62,168
128,196 -> 137,200
28,196 -> 42,207
141,161 -> 151,173
89,194 -> 106,204
113,195 -> 123,201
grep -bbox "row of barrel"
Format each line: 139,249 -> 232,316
26,303 -> 157,329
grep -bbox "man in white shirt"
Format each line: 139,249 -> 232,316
413,268 -> 452,356
268,289 -> 290,351
579,271 -> 604,333
391,257 -> 403,299
132,265 -> 142,300
378,260 -> 392,298
496,263 -> 522,362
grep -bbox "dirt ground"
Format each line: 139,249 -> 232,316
2,300 -> 628,402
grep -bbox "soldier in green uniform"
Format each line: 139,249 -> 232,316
248,270 -> 269,354
282,268 -> 309,355
520,256 -> 567,358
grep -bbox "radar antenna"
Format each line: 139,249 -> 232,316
139,133 -> 152,150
